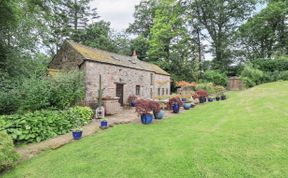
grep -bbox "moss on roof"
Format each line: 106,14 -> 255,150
67,40 -> 170,76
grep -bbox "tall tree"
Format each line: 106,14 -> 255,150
186,0 -> 257,71
237,0 -> 288,59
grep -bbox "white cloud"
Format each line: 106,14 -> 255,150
90,0 -> 141,31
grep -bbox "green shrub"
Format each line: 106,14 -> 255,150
240,64 -> 263,87
195,83 -> 215,94
0,106 -> 93,143
202,70 -> 228,86
0,131 -> 19,172
0,70 -> 85,115
250,58 -> 288,72
49,71 -> 85,110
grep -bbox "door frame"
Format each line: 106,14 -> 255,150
115,83 -> 125,106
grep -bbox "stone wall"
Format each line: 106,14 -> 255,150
49,42 -> 84,70
84,61 -> 170,105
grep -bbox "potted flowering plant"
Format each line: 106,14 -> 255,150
167,96 -> 183,113
128,95 -> 138,107
150,100 -> 164,119
72,127 -> 83,140
136,99 -> 154,124
196,89 -> 208,103
72,119 -> 83,140
100,118 -> 108,129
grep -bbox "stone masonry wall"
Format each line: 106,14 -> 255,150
84,61 -> 170,104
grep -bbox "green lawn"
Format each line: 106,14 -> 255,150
3,81 -> 288,178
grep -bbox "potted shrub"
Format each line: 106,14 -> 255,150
196,89 -> 208,104
72,127 -> 83,140
150,100 -> 164,120
100,118 -> 108,129
167,96 -> 183,113
183,101 -> 191,110
136,99 -> 153,124
221,94 -> 226,100
208,97 -> 214,102
215,96 -> 220,101
128,95 -> 138,107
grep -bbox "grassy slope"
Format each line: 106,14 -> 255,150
3,81 -> 288,178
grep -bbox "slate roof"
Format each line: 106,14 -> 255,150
67,40 -> 170,76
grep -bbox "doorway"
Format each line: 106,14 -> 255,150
116,83 -> 124,106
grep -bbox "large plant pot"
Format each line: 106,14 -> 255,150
216,97 -> 220,101
221,95 -> 226,100
154,110 -> 165,120
183,103 -> 191,110
131,101 -> 136,107
172,103 -> 180,113
141,114 -> 153,124
100,120 -> 108,128
199,96 -> 207,103
72,131 -> 82,140
208,98 -> 214,102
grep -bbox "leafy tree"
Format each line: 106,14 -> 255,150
238,0 -> 288,59
186,0 -> 257,71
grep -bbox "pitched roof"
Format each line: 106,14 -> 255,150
67,40 -> 170,76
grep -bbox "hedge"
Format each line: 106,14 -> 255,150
0,131 -> 19,173
0,106 -> 93,143
251,58 -> 288,72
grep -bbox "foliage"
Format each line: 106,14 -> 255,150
0,106 -> 93,143
135,99 -> 153,115
186,0 -> 257,71
195,83 -> 215,95
176,81 -> 197,87
167,97 -> 183,110
237,1 -> 288,59
127,95 -> 138,104
202,70 -> 228,86
262,70 -> 288,83
0,131 -> 19,173
240,64 -> 264,87
250,58 -> 288,72
195,90 -> 209,98
150,101 -> 161,113
0,70 -> 84,115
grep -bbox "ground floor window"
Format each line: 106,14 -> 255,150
166,88 -> 169,95
136,85 -> 140,95
158,88 -> 161,95
162,88 -> 164,95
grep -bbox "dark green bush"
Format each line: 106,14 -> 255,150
0,106 -> 93,143
262,70 -> 288,83
0,70 -> 85,115
49,71 -> 85,109
202,70 -> 228,86
250,58 -> 288,72
240,64 -> 263,87
0,131 -> 19,172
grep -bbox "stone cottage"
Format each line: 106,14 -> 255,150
49,40 -> 170,106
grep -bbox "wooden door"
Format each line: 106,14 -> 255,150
116,84 -> 124,106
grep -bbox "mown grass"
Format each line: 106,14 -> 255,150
3,81 -> 288,178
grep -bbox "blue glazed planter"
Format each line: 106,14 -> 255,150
221,95 -> 226,100
72,131 -> 82,140
131,101 -> 136,107
100,120 -> 108,128
181,98 -> 186,102
154,110 -> 165,119
184,103 -> 191,110
199,96 -> 207,103
208,98 -> 214,102
141,114 -> 153,124
172,103 -> 180,113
